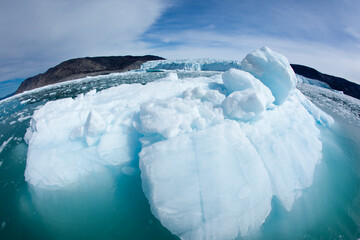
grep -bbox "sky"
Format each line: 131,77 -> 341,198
0,0 -> 360,96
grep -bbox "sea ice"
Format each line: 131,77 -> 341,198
0,136 -> 13,154
24,47 -> 334,239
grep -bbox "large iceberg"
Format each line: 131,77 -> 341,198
24,47 -> 333,239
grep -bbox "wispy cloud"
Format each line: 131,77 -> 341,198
1,0 -> 359,85
0,0 -> 168,82
142,0 -> 360,83
146,0 -> 360,42
144,30 -> 360,84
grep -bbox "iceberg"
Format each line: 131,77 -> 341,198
24,47 -> 333,239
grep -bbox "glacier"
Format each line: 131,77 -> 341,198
140,58 -> 242,72
23,47 -> 334,239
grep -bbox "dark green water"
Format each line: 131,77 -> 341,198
0,73 -> 359,239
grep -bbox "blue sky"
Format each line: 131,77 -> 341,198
0,0 -> 360,97
142,0 -> 360,82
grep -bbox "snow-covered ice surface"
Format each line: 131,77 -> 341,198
221,69 -> 274,120
22,47 -> 336,239
24,74 -> 214,187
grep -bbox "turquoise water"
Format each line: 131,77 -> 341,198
261,122 -> 360,239
0,73 -> 359,239
0,79 -> 24,99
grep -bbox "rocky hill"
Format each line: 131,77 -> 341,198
15,55 -> 164,94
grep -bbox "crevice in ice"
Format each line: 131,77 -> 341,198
192,135 -> 207,240
207,82 -> 228,96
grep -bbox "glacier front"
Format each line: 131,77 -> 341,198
24,47 -> 333,239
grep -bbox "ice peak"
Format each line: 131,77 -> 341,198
242,47 -> 297,105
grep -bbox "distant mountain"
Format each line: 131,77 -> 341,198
15,55 -> 164,94
291,64 -> 360,100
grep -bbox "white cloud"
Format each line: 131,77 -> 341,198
0,0 -> 168,81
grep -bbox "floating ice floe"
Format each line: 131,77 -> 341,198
0,136 -> 13,154
24,47 -> 333,239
